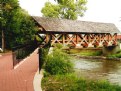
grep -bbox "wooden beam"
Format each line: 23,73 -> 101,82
37,32 -> 118,48
51,34 -> 62,45
76,34 -> 78,44
66,34 -> 76,46
62,34 -> 65,45
46,34 -> 49,44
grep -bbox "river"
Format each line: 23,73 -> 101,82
72,58 -> 121,85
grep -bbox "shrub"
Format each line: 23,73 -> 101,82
107,52 -> 121,58
44,48 -> 73,75
53,43 -> 63,49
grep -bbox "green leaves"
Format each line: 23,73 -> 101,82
41,2 -> 60,18
0,0 -> 36,49
0,0 -> 19,28
41,0 -> 87,20
45,48 -> 73,75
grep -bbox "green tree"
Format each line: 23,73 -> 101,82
0,0 -> 36,50
41,0 -> 87,20
6,9 -> 36,48
41,2 -> 60,18
0,0 -> 19,51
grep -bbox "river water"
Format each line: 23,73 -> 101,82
72,58 -> 121,85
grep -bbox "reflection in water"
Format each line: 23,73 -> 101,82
72,58 -> 121,85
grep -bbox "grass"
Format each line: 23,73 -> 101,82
107,50 -> 121,58
79,50 -> 102,56
42,74 -> 121,91
42,46 -> 121,91
67,48 -> 103,56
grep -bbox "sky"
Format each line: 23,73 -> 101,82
19,0 -> 121,31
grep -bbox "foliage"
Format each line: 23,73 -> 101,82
42,74 -> 121,91
53,43 -> 63,49
68,49 -> 102,56
79,50 -> 102,56
0,0 -> 19,50
42,46 -> 121,91
107,50 -> 121,58
0,0 -> 36,49
44,48 -> 73,75
0,0 -> 19,25
7,10 -> 36,49
41,0 -> 87,20
41,2 -> 60,18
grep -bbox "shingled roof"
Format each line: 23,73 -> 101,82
32,16 -> 120,34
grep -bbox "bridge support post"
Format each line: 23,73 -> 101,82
102,45 -> 120,56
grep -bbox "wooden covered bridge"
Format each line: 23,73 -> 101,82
32,16 -> 120,48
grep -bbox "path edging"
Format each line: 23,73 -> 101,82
33,69 -> 43,91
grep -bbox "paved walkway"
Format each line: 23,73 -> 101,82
0,49 -> 39,91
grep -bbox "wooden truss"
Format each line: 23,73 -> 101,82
37,33 -> 118,48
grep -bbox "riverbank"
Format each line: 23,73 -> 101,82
70,54 -> 121,61
42,73 -> 121,91
41,46 -> 121,90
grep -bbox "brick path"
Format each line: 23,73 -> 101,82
0,49 -> 39,91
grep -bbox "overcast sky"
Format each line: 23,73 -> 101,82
19,0 -> 121,31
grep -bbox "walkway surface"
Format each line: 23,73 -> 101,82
0,49 -> 39,91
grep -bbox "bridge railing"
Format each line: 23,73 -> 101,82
12,41 -> 38,68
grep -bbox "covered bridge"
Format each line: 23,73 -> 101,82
32,16 -> 120,48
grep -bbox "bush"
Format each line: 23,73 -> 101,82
107,52 -> 121,58
44,48 -> 73,75
53,43 -> 63,49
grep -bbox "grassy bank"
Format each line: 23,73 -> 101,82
41,45 -> 121,91
68,48 -> 102,56
107,50 -> 121,58
42,74 -> 121,91
79,50 -> 102,56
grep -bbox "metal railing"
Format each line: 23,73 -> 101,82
12,41 -> 38,68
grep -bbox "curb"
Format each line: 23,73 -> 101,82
33,69 -> 43,91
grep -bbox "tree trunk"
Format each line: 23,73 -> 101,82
2,30 -> 5,52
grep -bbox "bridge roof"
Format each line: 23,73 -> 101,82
32,16 -> 120,34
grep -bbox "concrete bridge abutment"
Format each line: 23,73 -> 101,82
103,45 -> 120,56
